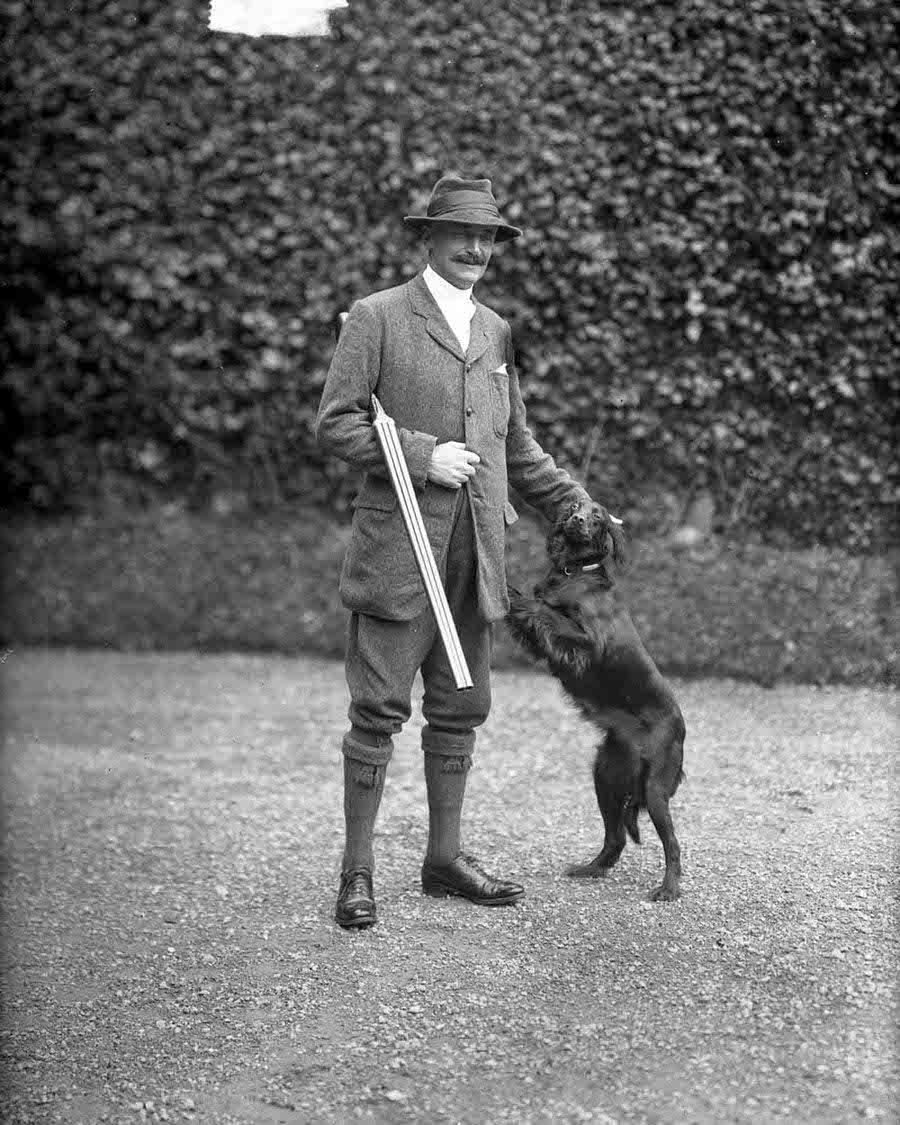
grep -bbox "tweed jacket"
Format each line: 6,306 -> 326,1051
315,272 -> 591,623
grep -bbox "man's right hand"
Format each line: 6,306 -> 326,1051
427,441 -> 480,489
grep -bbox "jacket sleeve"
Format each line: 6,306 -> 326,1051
502,329 -> 592,518
315,299 -> 437,488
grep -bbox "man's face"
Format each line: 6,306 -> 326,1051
427,223 -> 497,289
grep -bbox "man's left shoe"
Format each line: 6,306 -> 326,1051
421,852 -> 525,906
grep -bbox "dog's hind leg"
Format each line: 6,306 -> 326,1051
642,712 -> 684,901
645,780 -> 681,901
566,799 -> 627,878
566,745 -> 628,878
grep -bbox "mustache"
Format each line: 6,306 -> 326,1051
453,252 -> 487,265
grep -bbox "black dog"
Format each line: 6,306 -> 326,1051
506,500 -> 685,901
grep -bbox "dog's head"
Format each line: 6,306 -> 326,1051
542,499 -> 627,591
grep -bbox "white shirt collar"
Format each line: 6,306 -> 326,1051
423,264 -> 474,308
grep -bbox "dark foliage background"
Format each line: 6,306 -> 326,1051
2,0 -> 898,548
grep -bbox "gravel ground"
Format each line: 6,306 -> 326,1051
1,648 -> 897,1124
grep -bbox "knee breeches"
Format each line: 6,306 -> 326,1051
344,492 -> 492,763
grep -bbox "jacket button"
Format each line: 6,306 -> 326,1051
466,406 -> 474,416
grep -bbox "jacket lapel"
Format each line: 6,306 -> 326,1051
465,303 -> 491,367
408,273 -> 466,362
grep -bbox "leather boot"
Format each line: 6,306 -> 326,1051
335,867 -> 376,929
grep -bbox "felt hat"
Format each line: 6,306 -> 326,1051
403,175 -> 523,242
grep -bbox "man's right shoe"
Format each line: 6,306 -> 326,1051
335,868 -> 376,929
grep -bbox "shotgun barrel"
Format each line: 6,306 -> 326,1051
370,395 -> 474,691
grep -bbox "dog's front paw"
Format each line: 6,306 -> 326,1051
505,586 -> 533,620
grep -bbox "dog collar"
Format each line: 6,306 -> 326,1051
563,560 -> 603,576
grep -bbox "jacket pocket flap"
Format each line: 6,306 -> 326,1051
353,479 -> 398,511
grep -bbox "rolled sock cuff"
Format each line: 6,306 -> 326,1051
342,730 -> 394,768
421,726 -> 476,758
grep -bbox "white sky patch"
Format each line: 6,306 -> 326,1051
208,0 -> 349,37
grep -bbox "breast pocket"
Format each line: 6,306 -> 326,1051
489,370 -> 510,437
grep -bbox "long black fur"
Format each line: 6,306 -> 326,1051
506,499 -> 685,901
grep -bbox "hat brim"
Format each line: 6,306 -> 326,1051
403,215 -> 523,242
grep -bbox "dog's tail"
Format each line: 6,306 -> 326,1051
625,758 -> 652,844
625,801 -> 641,844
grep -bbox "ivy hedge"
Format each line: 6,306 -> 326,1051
2,0 -> 897,547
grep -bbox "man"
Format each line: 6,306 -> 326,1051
316,173 -> 598,929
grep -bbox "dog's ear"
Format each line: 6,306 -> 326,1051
606,518 -> 628,569
588,502 -> 627,568
589,502 -> 609,533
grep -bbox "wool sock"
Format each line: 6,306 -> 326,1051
342,758 -> 386,873
424,753 -> 470,865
